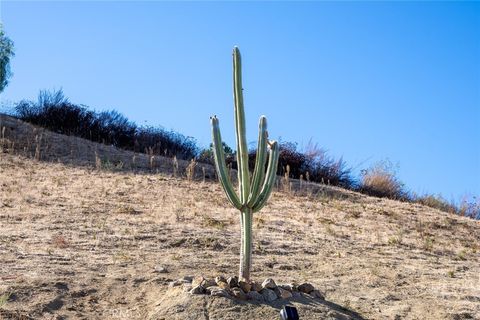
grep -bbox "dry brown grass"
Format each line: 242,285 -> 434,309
0,115 -> 479,319
0,152 -> 479,319
360,161 -> 405,199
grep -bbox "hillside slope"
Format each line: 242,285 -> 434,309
0,117 -> 479,320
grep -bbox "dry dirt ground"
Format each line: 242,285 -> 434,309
0,119 -> 479,320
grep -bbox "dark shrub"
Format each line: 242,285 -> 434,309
247,140 -> 355,189
302,142 -> 356,189
198,142 -> 234,166
248,142 -> 307,177
94,110 -> 136,148
13,89 -> 198,160
277,142 -> 308,178
15,90 -> 97,138
135,126 -> 198,159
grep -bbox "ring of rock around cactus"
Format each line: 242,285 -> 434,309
168,276 -> 325,302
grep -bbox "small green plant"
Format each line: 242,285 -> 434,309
388,229 -> 404,246
210,47 -> 279,281
423,236 -> 435,251
171,253 -> 181,261
457,249 -> 467,261
387,236 -> 398,246
113,250 -> 132,263
0,292 -> 11,309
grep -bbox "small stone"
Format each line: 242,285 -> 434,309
260,288 -> 278,302
154,265 -> 168,273
250,281 -> 262,292
310,289 -> 325,300
215,276 -> 226,285
326,311 -> 353,320
189,285 -> 205,294
273,264 -> 296,270
246,290 -> 264,302
217,281 -> 229,290
231,287 -> 246,300
262,278 -> 277,290
182,275 -> 194,282
209,287 -> 230,298
201,278 -> 217,288
205,286 -> 217,294
238,280 -> 251,293
192,276 -> 205,287
274,287 -> 293,299
279,284 -> 296,292
227,276 -> 239,288
168,280 -> 184,287
298,282 -> 315,294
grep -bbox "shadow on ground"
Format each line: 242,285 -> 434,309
150,287 -> 365,320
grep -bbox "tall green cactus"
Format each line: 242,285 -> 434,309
210,47 -> 279,281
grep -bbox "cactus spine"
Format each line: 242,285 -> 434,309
210,47 -> 279,281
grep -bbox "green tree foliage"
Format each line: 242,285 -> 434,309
0,24 -> 15,93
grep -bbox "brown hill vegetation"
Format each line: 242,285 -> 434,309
0,115 -> 479,319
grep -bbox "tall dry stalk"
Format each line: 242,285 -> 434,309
34,134 -> 42,161
284,164 -> 291,193
172,155 -> 178,177
186,159 -> 196,181
95,151 -> 101,169
150,155 -> 155,171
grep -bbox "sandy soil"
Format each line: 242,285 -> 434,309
0,117 -> 479,320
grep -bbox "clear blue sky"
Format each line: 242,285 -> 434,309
1,1 -> 479,201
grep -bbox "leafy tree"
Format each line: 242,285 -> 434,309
0,24 -> 14,93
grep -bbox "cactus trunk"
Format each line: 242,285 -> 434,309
239,207 -> 253,281
210,47 -> 279,282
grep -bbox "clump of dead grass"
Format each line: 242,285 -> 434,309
202,215 -> 229,229
116,205 -> 142,215
359,160 -> 406,200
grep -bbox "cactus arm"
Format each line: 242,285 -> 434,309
247,116 -> 268,207
233,46 -> 250,204
252,140 -> 279,213
211,116 -> 242,210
